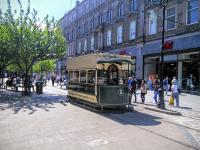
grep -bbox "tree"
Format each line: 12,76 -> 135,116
0,0 -> 66,95
0,24 -> 13,81
33,59 -> 55,73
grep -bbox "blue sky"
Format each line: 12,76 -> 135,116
0,0 -> 82,20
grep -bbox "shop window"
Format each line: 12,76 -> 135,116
88,70 -> 95,84
80,71 -> 86,84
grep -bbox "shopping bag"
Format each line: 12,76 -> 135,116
169,96 -> 174,106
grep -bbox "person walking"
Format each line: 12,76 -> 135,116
153,75 -> 160,104
140,80 -> 147,103
148,77 -> 153,90
130,76 -> 137,103
128,76 -> 132,107
51,75 -> 55,86
163,76 -> 169,95
171,79 -> 179,107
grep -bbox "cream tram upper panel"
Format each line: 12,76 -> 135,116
67,53 -> 132,70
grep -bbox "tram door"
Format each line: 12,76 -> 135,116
108,64 -> 118,85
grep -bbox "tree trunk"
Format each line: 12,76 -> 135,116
24,73 -> 30,96
0,67 -> 4,88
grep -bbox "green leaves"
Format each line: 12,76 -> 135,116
33,59 -> 56,73
0,0 -> 66,74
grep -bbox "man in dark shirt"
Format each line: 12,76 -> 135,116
129,76 -> 137,104
153,75 -> 160,104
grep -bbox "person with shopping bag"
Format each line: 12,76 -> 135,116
171,79 -> 179,107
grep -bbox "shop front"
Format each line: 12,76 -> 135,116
143,51 -> 200,91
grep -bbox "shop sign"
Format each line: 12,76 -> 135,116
119,50 -> 128,55
164,41 -> 173,50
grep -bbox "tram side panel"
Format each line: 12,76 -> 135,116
97,85 -> 129,106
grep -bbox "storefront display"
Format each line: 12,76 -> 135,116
144,51 -> 200,91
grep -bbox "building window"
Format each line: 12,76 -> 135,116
107,30 -> 111,46
166,6 -> 176,30
187,0 -> 199,25
72,30 -> 75,39
78,26 -> 81,35
78,41 -> 81,54
148,9 -> 157,35
98,33 -> 103,48
117,25 -> 123,43
98,14 -> 103,24
131,0 -> 136,12
68,44 -> 70,56
129,20 -> 136,40
84,39 -> 87,52
67,32 -> 70,40
90,18 -> 94,30
108,8 -> 112,21
91,36 -> 94,50
84,23 -> 87,33
118,3 -> 124,17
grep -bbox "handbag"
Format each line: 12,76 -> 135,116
169,96 -> 174,106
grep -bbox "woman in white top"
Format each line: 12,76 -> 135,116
141,80 -> 147,103
171,79 -> 179,107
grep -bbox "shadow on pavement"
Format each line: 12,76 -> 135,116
0,91 -> 67,114
176,106 -> 192,110
100,111 -> 162,127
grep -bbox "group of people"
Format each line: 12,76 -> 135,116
128,76 -> 147,107
128,75 -> 180,107
50,74 -> 67,87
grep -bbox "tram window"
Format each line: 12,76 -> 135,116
69,71 -> 74,83
119,71 -> 128,85
80,71 -> 86,83
88,70 -> 95,84
108,65 -> 118,85
97,70 -> 107,85
74,71 -> 79,83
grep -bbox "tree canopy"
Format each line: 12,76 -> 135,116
0,0 -> 66,94
33,59 -> 55,73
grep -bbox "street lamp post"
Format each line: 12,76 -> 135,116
158,4 -> 166,109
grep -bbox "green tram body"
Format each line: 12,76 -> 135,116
67,53 -> 131,109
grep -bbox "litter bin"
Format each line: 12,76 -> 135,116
157,88 -> 165,109
36,81 -> 43,94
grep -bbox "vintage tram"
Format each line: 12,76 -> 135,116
67,53 -> 132,110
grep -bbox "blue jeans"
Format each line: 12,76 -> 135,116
172,93 -> 179,107
154,91 -> 159,104
164,85 -> 168,95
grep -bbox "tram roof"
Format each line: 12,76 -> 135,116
67,53 -> 131,70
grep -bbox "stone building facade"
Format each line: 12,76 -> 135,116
60,0 -> 200,91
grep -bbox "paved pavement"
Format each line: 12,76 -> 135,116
0,84 -> 200,150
